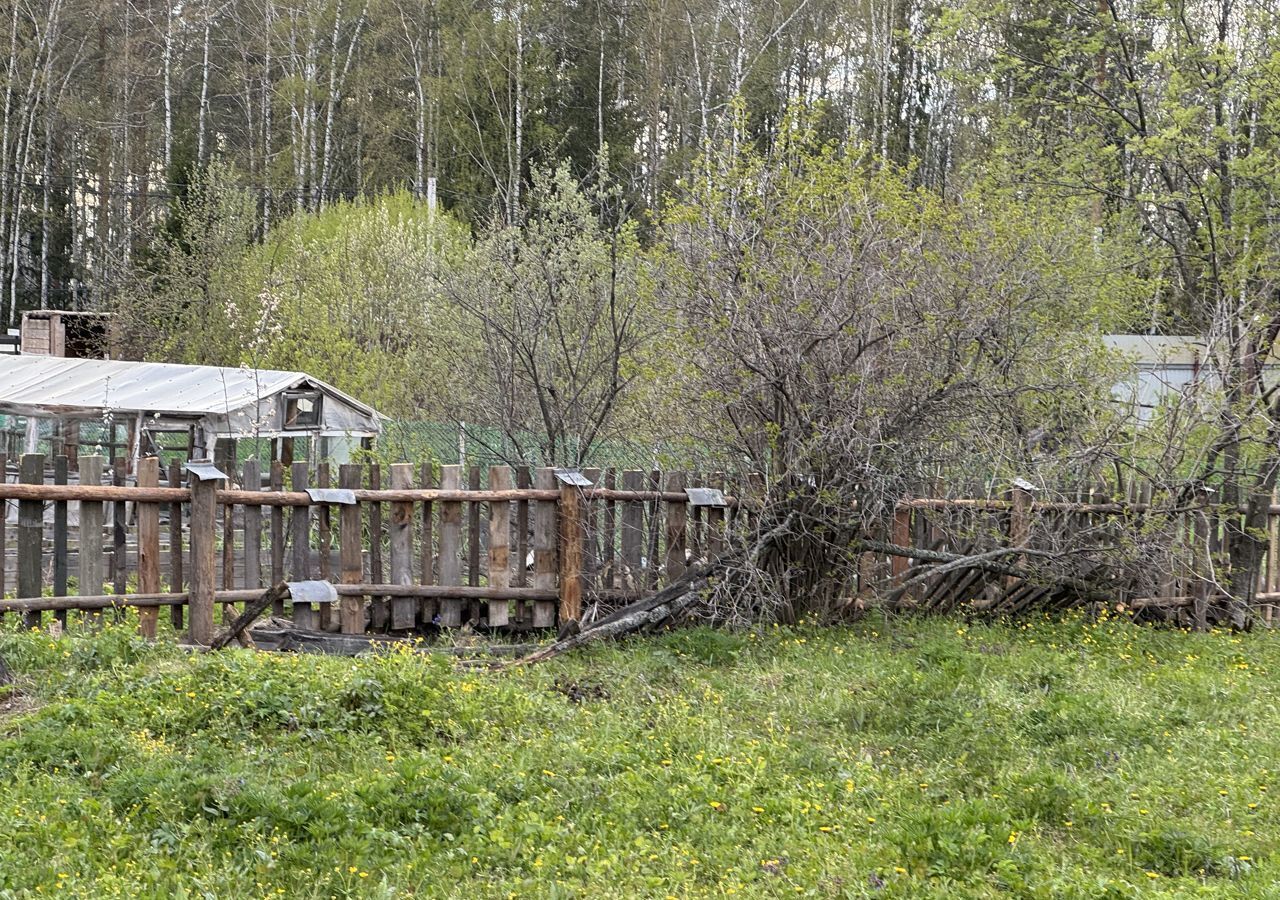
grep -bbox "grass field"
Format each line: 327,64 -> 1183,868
0,611 -> 1278,898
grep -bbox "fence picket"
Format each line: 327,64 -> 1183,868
169,460 -> 185,630
137,457 -> 161,639
533,467 -> 557,627
664,471 -> 687,584
390,463 -> 415,630
339,464 -> 364,634
439,465 -> 464,627
18,454 -> 43,628
53,456 -> 68,628
368,464 -> 386,631
419,462 -> 436,626
488,466 -> 512,627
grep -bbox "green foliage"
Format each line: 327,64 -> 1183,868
237,192 -> 472,417
657,122 -> 1144,484
1,614 -> 1279,896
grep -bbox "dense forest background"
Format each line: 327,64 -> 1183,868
2,1 -> 1277,447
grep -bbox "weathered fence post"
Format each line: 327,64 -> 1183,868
269,461 -> 285,607
18,453 -> 43,629
891,504 -> 911,581
1007,482 -> 1033,591
514,465 -> 530,624
339,463 -> 364,634
242,459 -> 262,593
390,463 -> 415,630
487,465 -> 512,627
533,468 -> 558,627
53,455 -> 68,628
664,471 -> 687,584
168,460 -> 185,630
621,470 -> 644,593
368,464 -> 387,630
112,457 -> 127,598
707,472 -> 726,560
188,465 -> 218,646
438,465 -> 463,627
137,457 -> 161,639
559,476 -> 584,625
80,456 -> 105,628
419,462 -> 437,626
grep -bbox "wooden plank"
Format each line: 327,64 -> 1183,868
0,453 -> 7,602
242,459 -> 262,592
53,456 -> 68,628
582,467 -> 601,593
136,457 -> 161,639
533,467 -> 558,627
559,477 -> 584,624
168,460 -> 184,630
646,469 -> 662,589
689,471 -> 704,564
79,456 -> 105,627
221,463 -> 236,613
419,462 -> 437,626
515,465 -> 531,586
620,470 -> 644,591
316,463 -> 333,630
664,471 -> 687,584
389,463 -> 415,630
890,505 -> 911,580
339,464 -> 365,634
707,472 -> 726,560
269,460 -> 284,603
188,473 -> 218,646
467,465 -> 481,593
487,466 -> 512,627
368,464 -> 387,631
602,468 -> 616,590
18,454 -> 43,628
112,457 -> 127,596
290,462 -> 312,627
438,465 -> 464,627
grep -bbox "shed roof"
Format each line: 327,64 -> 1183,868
0,355 -> 379,421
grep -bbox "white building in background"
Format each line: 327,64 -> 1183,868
1104,334 -> 1280,419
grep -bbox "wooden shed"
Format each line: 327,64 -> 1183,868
19,310 -> 114,359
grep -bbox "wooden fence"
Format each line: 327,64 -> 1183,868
0,454 -> 751,644
4,454 -> 1279,642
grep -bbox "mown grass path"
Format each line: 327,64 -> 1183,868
0,612 -> 1277,898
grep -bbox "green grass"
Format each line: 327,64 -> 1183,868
1,612 -> 1279,897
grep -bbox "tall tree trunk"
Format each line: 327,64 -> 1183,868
198,15 -> 212,166
0,1 -> 20,324
162,0 -> 174,179
40,116 -> 50,309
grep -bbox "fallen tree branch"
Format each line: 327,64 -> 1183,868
854,539 -> 1118,605
509,562 -> 717,666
